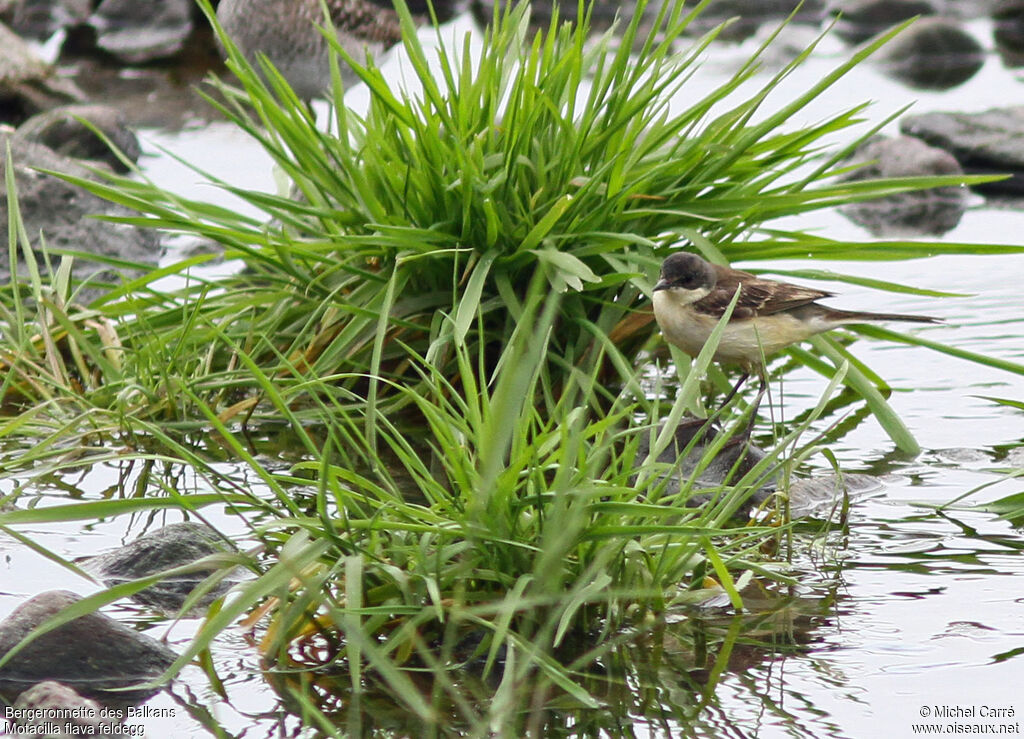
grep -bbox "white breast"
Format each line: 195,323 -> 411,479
652,291 -> 822,367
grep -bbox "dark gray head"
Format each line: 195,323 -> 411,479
653,252 -> 717,293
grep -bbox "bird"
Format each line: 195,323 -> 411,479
651,251 -> 940,418
215,0 -> 461,102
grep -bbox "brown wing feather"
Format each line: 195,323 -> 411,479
693,266 -> 835,319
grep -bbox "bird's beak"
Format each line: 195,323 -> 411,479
652,278 -> 670,292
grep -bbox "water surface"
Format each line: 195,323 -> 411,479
3,11 -> 1024,738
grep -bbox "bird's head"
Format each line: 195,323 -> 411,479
652,252 -> 717,304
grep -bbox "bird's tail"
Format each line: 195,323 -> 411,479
825,308 -> 941,325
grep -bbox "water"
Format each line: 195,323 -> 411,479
3,10 -> 1024,739
687,472 -> 1024,737
685,23 -> 1024,735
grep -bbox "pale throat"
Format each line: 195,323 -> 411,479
655,285 -> 712,307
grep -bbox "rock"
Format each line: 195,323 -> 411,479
900,107 -> 1024,195
993,0 -> 1024,68
634,419 -> 888,520
64,57 -> 219,130
934,447 -> 991,464
1,0 -> 91,41
788,473 -> 882,517
636,417 -> 776,513
0,131 -> 160,300
685,0 -> 826,42
751,23 -> 837,71
1003,446 -> 1024,468
0,20 -> 81,123
471,0 -> 639,35
11,681 -> 120,737
937,0 -> 1000,16
14,104 -> 140,172
838,135 -> 968,236
0,590 -> 177,701
828,0 -> 938,44
89,0 -> 194,63
474,0 -> 824,44
874,17 -> 984,90
83,522 -> 243,615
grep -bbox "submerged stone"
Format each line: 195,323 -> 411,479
636,417 -> 777,513
994,0 -> 1024,68
788,473 -> 882,517
11,680 -> 120,737
83,522 -> 243,615
0,590 -> 177,701
471,0 -> 639,33
829,0 -> 939,44
2,0 -> 91,41
0,131 -> 160,299
88,0 -> 193,63
15,103 -> 140,172
875,17 -> 984,90
687,0 -> 826,42
839,135 -> 968,236
635,417 -> 887,519
0,20 -> 81,122
900,106 -> 1024,195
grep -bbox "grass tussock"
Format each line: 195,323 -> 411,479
4,0 -> 1016,443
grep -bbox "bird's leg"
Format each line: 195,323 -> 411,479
690,371 -> 748,439
737,371 -> 769,441
749,371 -> 768,421
716,372 -> 750,412
672,373 -> 751,454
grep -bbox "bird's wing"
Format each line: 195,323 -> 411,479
694,272 -> 835,319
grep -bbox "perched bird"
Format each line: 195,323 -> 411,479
652,251 -> 940,413
215,0 -> 460,101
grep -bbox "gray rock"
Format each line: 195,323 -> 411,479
0,590 -> 177,700
900,107 -> 1024,195
11,681 -> 121,737
993,0 -> 1024,68
937,0 -> 1000,16
934,447 -> 991,464
788,473 -> 882,517
1,0 -> 91,41
828,0 -> 938,44
874,17 -> 984,90
635,419 -> 887,520
472,0 -> 824,46
685,0 -> 826,42
0,20 -> 81,122
748,24 -> 830,71
15,104 -> 140,172
1003,446 -> 1024,468
471,0 -> 637,33
0,132 -> 160,300
89,0 -> 193,63
636,417 -> 776,513
83,522 -> 243,615
838,135 -> 967,236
